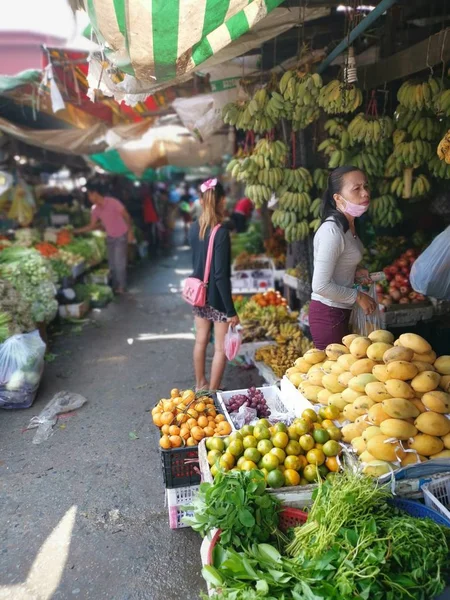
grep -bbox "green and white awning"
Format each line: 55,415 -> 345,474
83,0 -> 285,83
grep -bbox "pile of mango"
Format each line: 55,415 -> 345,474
285,331 -> 450,475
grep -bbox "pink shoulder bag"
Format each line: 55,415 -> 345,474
182,224 -> 220,307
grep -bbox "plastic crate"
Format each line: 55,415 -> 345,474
161,446 -> 201,489
422,476 -> 450,523
389,497 -> 450,527
166,485 -> 199,529
278,507 -> 308,532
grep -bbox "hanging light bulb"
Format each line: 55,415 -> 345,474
344,47 -> 358,84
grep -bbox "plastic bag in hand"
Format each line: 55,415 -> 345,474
224,326 -> 242,361
410,227 -> 450,300
0,330 -> 45,409
350,283 -> 382,336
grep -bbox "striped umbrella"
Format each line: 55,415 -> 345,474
84,0 -> 284,83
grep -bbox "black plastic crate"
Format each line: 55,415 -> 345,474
161,446 -> 201,488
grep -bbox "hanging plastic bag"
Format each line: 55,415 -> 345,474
350,282 -> 382,336
225,326 -> 242,361
0,330 -> 46,409
410,227 -> 450,300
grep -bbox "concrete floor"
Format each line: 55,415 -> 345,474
0,238 -> 262,600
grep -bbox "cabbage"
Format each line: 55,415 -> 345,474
6,370 -> 25,391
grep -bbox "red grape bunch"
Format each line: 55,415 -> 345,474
227,387 -> 271,419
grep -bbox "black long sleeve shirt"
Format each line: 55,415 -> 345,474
189,221 -> 236,317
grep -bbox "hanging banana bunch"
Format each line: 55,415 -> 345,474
434,89 -> 450,118
429,154 -> 450,178
437,129 -> 450,164
313,169 -> 328,193
397,77 -> 444,111
390,173 -> 431,199
318,80 -> 363,114
348,113 -> 394,145
368,195 -> 403,227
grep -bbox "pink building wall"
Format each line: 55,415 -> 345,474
0,31 -> 64,75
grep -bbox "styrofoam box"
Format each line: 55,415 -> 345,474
58,300 -> 90,319
216,386 -> 292,430
280,376 -> 314,416
166,485 -> 199,530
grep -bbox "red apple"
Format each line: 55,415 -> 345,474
390,289 -> 401,301
388,266 -> 398,275
401,267 -> 410,275
409,257 -> 416,265
400,286 -> 410,295
399,297 -> 410,304
376,284 -> 384,294
416,294 -> 425,301
382,297 -> 393,307
397,258 -> 408,268
405,249 -> 415,257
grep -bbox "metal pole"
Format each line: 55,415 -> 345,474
317,0 -> 398,74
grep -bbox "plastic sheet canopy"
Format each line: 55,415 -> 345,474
83,0 -> 284,82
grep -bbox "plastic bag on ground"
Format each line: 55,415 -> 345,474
225,326 -> 242,361
0,330 -> 45,409
27,390 -> 88,444
350,282 -> 382,336
410,226 -> 450,300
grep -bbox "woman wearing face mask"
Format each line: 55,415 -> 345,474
309,166 -> 377,350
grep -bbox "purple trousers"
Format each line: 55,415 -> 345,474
309,300 -> 351,350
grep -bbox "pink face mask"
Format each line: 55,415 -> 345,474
341,198 -> 369,218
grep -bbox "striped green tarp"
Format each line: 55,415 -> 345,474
84,0 -> 284,83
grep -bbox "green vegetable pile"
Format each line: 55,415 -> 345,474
184,470 -> 281,549
74,283 -> 113,305
64,233 -> 106,265
0,311 -> 11,343
49,258 -> 72,280
0,279 -> 35,339
0,248 -> 57,324
231,223 -> 264,260
204,472 -> 450,600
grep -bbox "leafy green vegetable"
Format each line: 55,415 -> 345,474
74,283 -> 113,304
184,470 -> 281,549
205,473 -> 450,600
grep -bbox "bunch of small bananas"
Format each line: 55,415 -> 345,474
254,139 -> 288,166
406,115 -> 441,141
434,89 -> 450,117
390,173 -> 431,198
255,337 -> 313,379
244,184 -> 272,205
222,89 -> 277,133
397,77 -> 444,111
271,210 -> 310,242
368,195 -> 402,227
386,140 -> 432,171
348,113 -> 394,145
350,149 -> 385,177
313,169 -> 328,192
309,197 -> 322,232
428,155 -> 450,178
279,70 -> 323,130
437,129 -> 450,164
317,138 -> 352,169
282,167 -> 313,192
318,81 -> 363,114
278,191 -> 312,217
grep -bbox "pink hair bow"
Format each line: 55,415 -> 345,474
200,178 -> 217,193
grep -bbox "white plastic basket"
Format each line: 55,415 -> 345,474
216,386 -> 292,430
166,485 -> 199,530
422,476 -> 450,522
279,376 -> 314,416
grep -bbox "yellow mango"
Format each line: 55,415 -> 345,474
411,371 -> 441,393
381,398 -> 420,419
379,418 -> 418,440
398,333 -> 432,355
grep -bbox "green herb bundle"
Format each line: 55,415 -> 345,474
184,470 -> 281,549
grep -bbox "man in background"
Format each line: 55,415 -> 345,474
231,196 -> 254,233
74,180 -> 134,294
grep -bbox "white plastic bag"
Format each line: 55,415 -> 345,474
27,390 -> 88,444
225,326 -> 242,361
0,330 -> 45,409
410,227 -> 450,300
